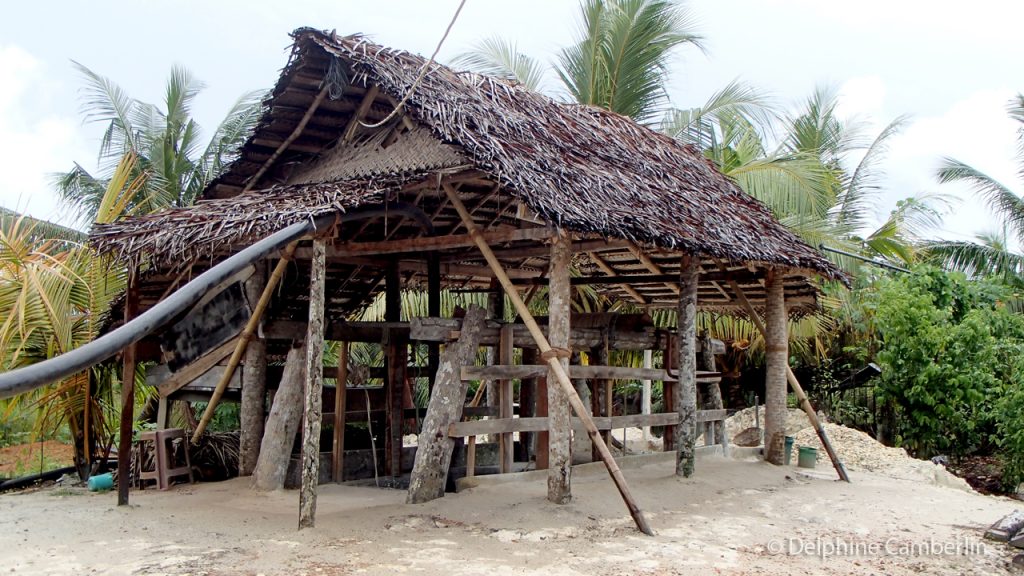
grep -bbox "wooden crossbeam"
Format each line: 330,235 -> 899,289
447,410 -> 728,437
461,365 -> 722,383
293,226 -> 553,259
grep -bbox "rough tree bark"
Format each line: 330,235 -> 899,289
407,306 -> 486,504
239,260 -> 267,477
252,342 -> 307,491
763,268 -> 788,465
675,255 -> 698,477
299,238 -> 326,529
547,233 -> 572,503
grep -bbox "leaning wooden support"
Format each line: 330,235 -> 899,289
442,182 -> 654,536
725,270 -> 850,482
192,242 -> 298,444
407,306 -> 487,503
299,238 -> 327,529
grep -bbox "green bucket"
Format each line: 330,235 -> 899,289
784,436 -> 795,465
797,446 -> 818,469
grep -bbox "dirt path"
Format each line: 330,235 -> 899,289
1,455 -> 1020,575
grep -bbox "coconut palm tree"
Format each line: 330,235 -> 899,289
0,153 -> 148,478
55,64 -> 263,224
453,0 -> 703,123
927,94 -> 1024,283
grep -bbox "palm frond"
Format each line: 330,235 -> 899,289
938,157 -> 1024,244
451,37 -> 547,91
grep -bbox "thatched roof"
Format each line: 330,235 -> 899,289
91,28 -> 842,285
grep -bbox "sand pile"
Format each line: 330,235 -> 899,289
793,423 -> 973,491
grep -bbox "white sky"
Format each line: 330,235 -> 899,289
1,0 -> 1021,242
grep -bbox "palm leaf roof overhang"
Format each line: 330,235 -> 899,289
90,28 -> 846,321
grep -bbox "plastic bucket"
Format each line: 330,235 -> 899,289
784,436 -> 795,465
87,472 -> 114,492
797,446 -> 818,469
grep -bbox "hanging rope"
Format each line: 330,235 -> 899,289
359,0 -> 468,129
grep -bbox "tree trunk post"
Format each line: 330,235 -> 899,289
641,349 -> 652,441
252,342 -> 307,491
240,260 -> 268,477
485,282 -> 500,411
299,238 -> 327,529
498,324 -> 514,473
117,274 -> 139,506
547,232 -> 572,504
675,255 -> 698,477
763,268 -> 788,465
384,262 -> 405,478
407,306 -> 486,503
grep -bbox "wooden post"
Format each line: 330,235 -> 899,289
525,347 -> 547,469
193,242 -> 298,443
427,255 -> 441,391
332,343 -> 349,482
498,324 -> 514,473
442,183 -> 653,535
385,263 -> 405,478
116,275 -> 138,506
547,232 -> 572,504
252,342 -> 307,491
724,268 -> 850,481
485,282 -> 500,411
299,238 -> 327,529
407,306 -> 486,503
641,349 -> 652,441
592,345 -> 610,463
240,260 -> 267,476
675,255 -> 698,477
699,331 -> 724,449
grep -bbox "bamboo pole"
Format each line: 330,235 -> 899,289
722,270 -> 850,482
192,242 -> 298,444
442,182 -> 654,536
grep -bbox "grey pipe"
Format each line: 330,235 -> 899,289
0,203 -> 433,400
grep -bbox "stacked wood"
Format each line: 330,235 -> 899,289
252,342 -> 307,491
407,306 -> 486,504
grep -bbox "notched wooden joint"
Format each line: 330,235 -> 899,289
541,347 -> 572,360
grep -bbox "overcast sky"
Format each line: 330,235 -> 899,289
1,0 -> 1021,243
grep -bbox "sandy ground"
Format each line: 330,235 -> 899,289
2,453 -> 1022,576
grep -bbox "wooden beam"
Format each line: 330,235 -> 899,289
239,261 -> 267,477
629,244 -> 681,296
498,325 -> 514,473
587,251 -> 646,304
342,85 -> 380,142
299,237 -> 327,529
294,226 -> 554,259
442,182 -> 653,536
460,364 -> 721,383
244,85 -> 329,193
156,337 -> 239,398
447,410 -> 727,437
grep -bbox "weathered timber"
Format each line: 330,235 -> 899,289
447,410 -> 727,437
498,325 -> 514,473
292,226 -> 553,259
117,278 -> 138,506
332,343 -> 348,482
461,364 -> 720,383
240,261 -> 267,476
547,232 -> 572,504
675,255 -> 699,477
410,316 -> 725,353
193,242 -> 298,443
154,337 -> 239,397
443,182 -> 653,535
406,306 -> 486,504
299,238 -> 326,529
385,263 -> 404,478
699,331 -> 725,452
252,343 -> 307,491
